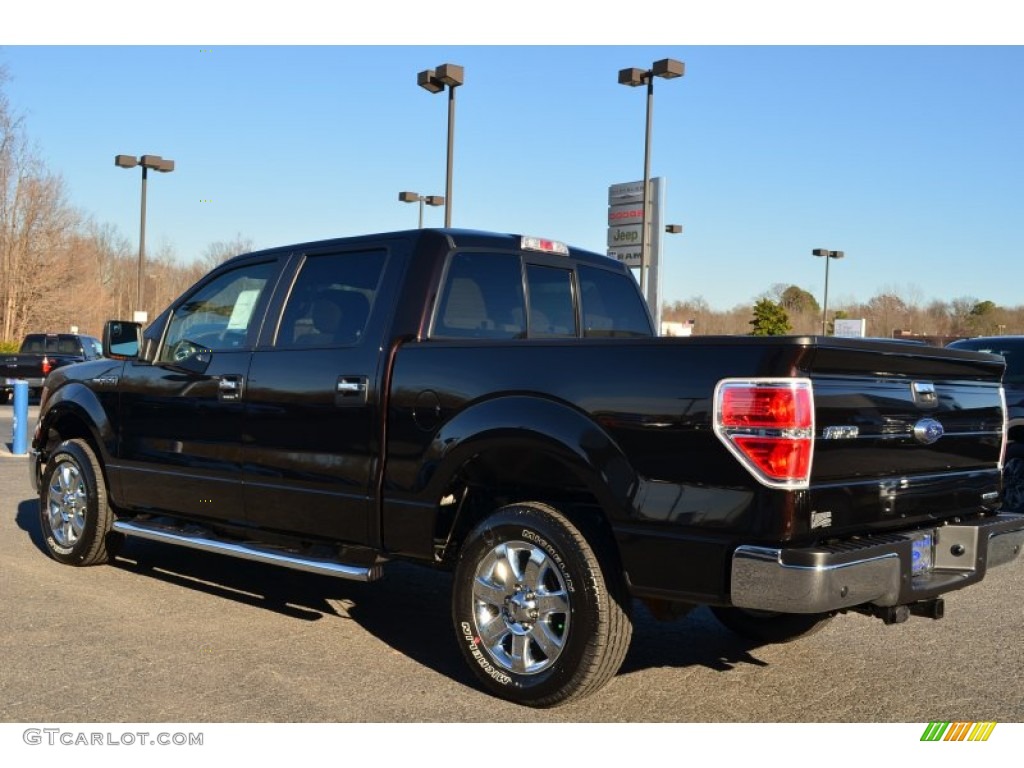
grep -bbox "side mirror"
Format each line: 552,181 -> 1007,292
103,320 -> 142,359
166,341 -> 213,375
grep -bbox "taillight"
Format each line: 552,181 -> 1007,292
41,356 -> 52,375
714,378 -> 814,488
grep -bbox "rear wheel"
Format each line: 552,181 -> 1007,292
451,502 -> 632,707
710,606 -> 833,644
1003,446 -> 1024,513
39,439 -> 120,566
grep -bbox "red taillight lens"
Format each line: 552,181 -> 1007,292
731,437 -> 813,481
41,356 -> 52,375
714,379 -> 814,488
720,386 -> 812,430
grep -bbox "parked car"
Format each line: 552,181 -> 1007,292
947,336 -> 1024,512
29,229 -> 1024,706
2,333 -> 104,401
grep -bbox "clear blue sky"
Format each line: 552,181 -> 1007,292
2,33 -> 1022,311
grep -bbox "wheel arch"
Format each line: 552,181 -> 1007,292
421,395 -> 638,567
36,383 -> 118,502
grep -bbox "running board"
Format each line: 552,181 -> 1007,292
112,520 -> 383,582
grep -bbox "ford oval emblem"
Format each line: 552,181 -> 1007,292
912,418 -> 945,445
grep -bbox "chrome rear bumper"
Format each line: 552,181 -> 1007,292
730,513 -> 1024,613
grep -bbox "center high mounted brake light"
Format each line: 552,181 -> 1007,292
713,378 -> 815,489
520,236 -> 569,256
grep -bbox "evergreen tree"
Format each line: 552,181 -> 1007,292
749,299 -> 792,336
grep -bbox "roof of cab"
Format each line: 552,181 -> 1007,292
219,228 -> 623,272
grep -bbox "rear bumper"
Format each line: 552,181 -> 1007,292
3,377 -> 44,389
730,513 -> 1024,613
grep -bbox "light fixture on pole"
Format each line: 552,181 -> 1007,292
398,191 -> 445,228
812,248 -> 845,335
618,58 -> 684,295
115,153 -> 175,316
417,63 -> 463,228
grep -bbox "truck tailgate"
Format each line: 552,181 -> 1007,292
805,342 -> 1005,534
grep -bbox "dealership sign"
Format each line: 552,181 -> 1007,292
608,203 -> 643,226
608,224 -> 642,247
608,181 -> 644,204
607,177 -> 668,317
607,181 -> 650,268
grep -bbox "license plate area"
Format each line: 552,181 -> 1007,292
911,532 -> 934,575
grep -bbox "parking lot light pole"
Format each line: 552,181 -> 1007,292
115,154 -> 175,315
398,191 -> 445,228
618,58 -> 684,295
417,63 -> 463,228
812,248 -> 845,335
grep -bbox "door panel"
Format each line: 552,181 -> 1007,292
116,259 -> 279,524
242,248 -> 389,545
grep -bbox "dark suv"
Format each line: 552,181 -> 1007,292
948,336 -> 1024,511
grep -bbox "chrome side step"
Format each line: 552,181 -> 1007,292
112,520 -> 383,582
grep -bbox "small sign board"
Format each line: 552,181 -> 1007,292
608,224 -> 642,248
608,181 -> 644,204
608,203 -> 643,227
608,246 -> 641,267
833,318 -> 867,338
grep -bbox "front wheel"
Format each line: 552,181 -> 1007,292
451,502 -> 632,707
710,606 -> 833,644
39,439 -> 119,566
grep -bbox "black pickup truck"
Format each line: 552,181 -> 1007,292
2,332 -> 104,401
29,229 -> 1024,707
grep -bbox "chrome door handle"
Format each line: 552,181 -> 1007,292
218,374 -> 244,400
335,376 -> 368,406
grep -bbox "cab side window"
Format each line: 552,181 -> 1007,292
432,252 -> 526,339
276,250 -> 385,349
578,265 -> 653,338
159,261 -> 276,363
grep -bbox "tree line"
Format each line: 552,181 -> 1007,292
665,283 -> 1024,340
0,75 -> 252,351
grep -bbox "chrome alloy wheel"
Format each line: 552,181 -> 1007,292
47,460 -> 87,548
470,540 -> 571,675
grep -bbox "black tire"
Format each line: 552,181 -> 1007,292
451,502 -> 632,707
39,438 -> 119,566
710,606 -> 833,644
1003,444 -> 1024,513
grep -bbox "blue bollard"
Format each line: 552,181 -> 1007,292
12,379 -> 28,455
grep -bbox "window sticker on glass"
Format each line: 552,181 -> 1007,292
226,289 -> 261,331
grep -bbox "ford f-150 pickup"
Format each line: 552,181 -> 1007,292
28,229 -> 1024,707
3,332 -> 103,401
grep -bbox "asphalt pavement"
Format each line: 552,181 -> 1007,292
1,402 -> 1022,723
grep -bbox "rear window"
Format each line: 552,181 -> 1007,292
20,335 -> 46,354
430,252 -> 653,340
526,265 -> 576,338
